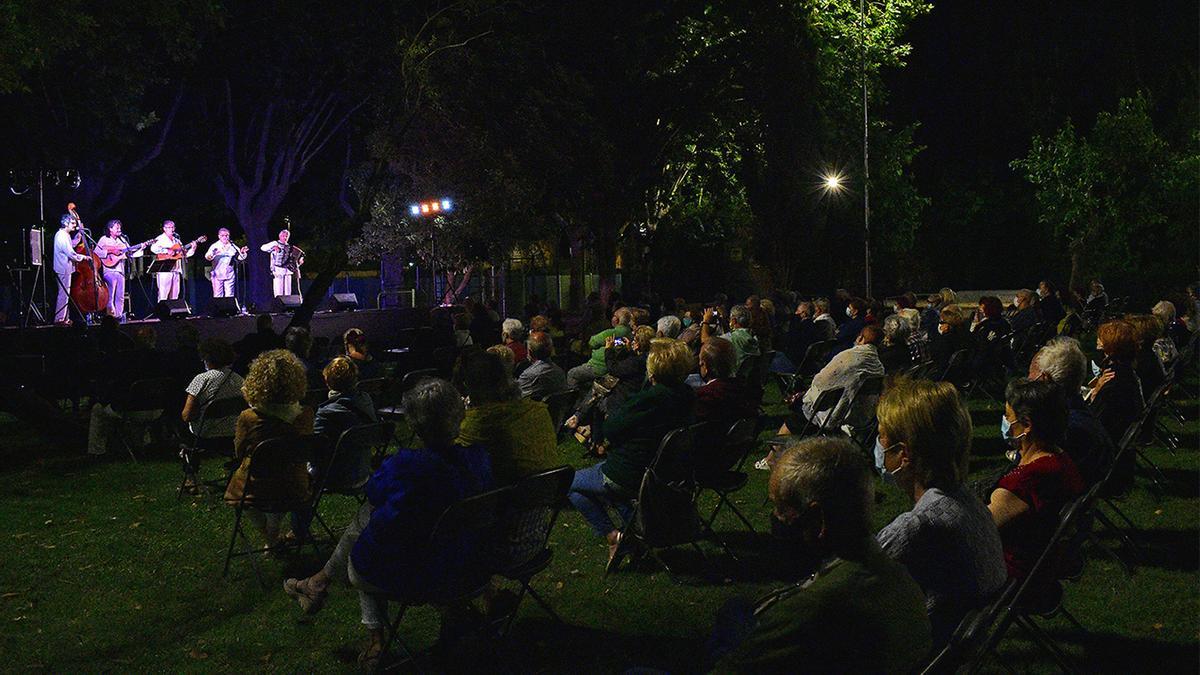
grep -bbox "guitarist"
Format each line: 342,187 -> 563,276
94,219 -> 147,319
149,220 -> 197,302
205,228 -> 249,299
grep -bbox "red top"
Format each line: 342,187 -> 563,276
995,452 -> 1085,580
505,340 -> 528,363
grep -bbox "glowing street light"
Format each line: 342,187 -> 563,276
823,173 -> 845,193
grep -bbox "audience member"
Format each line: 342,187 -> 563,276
1087,320 -> 1144,492
486,344 -> 516,377
517,331 -> 568,400
223,349 -> 315,549
314,356 -> 380,486
1151,300 -> 1187,357
282,378 -> 492,668
708,437 -> 931,672
656,314 -> 682,339
879,314 -> 913,374
875,378 -> 1007,646
87,326 -> 167,457
1125,314 -> 1166,397
920,288 -> 956,338
1009,289 -> 1039,336
898,307 -> 929,363
829,298 -> 867,357
284,326 -> 324,389
343,328 -> 381,380
1036,280 -> 1065,328
453,311 -> 474,348
988,379 -> 1085,581
567,307 -> 634,389
454,348 -> 558,486
567,338 -> 695,570
1083,280 -> 1108,314
702,304 -> 761,376
780,325 -> 884,440
233,314 -> 284,373
694,337 -> 754,424
1029,338 -> 1115,485
502,318 -> 529,362
929,305 -> 971,375
180,338 -> 244,440
811,297 -> 837,342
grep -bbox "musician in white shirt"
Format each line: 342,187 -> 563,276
205,228 -> 248,298
94,219 -> 145,319
260,228 -> 303,297
52,212 -> 88,324
149,220 -> 196,302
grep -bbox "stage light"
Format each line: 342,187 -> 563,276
431,201 -> 440,212
441,199 -> 452,211
410,204 -> 420,216
421,203 -> 430,213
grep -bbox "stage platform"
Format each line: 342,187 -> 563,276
0,307 -> 430,356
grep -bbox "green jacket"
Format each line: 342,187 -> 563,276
456,397 -> 559,486
600,382 -> 694,492
586,324 -> 632,375
715,539 -> 932,674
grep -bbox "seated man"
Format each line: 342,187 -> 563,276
780,325 -> 885,437
708,437 -> 931,672
701,304 -> 761,377
694,337 -> 755,425
517,330 -> 567,400
567,307 -> 634,390
1009,289 -> 1039,336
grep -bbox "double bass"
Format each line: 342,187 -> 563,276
66,204 -> 111,314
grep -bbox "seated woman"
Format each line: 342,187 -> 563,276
1086,319 -> 1144,493
878,314 -> 913,374
694,337 -> 754,425
343,327 -> 381,380
179,338 -> 245,491
283,379 -> 493,667
454,348 -> 559,487
988,378 -> 1085,582
875,378 -> 1007,647
563,325 -> 653,449
929,305 -> 972,376
1125,314 -> 1166,398
567,338 -> 695,570
314,356 -> 380,487
223,349 -> 315,549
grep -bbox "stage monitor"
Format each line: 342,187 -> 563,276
274,294 -> 304,313
154,299 -> 191,320
210,297 -> 242,318
330,293 -> 359,312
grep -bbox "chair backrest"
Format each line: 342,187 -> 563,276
401,367 -> 439,390
697,417 -> 758,478
505,465 -> 574,511
357,377 -> 387,397
936,349 -> 971,384
303,388 -> 328,408
798,339 -> 835,377
636,424 -> 705,548
803,386 -> 845,435
240,434 -> 329,510
116,376 -> 177,412
648,424 -> 700,485
540,388 -> 578,429
193,395 -> 247,439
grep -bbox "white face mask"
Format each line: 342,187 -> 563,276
846,307 -> 854,318
1012,297 -> 1020,307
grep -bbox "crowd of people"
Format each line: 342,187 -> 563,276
26,276 -> 1199,670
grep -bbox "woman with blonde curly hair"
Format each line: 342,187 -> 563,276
224,349 -> 315,548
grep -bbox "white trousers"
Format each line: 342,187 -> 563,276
102,268 -> 125,318
87,403 -> 161,455
212,275 -> 235,298
272,271 -> 293,297
54,271 -> 72,322
157,272 -> 180,301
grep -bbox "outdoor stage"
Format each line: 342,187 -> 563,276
0,307 -> 429,356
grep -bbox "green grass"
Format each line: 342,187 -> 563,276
0,382 -> 1196,673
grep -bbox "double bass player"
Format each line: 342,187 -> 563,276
52,212 -> 89,325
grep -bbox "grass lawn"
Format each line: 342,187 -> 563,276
0,381 -> 1196,673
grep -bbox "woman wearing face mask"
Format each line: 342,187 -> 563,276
874,378 -> 1007,647
988,378 -> 1085,582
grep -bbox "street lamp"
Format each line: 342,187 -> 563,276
823,173 -> 845,193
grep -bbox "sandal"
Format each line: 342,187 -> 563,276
283,577 -> 328,615
605,532 -> 627,574
357,640 -> 383,670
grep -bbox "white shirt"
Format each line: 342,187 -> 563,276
150,233 -> 195,272
185,368 -> 245,438
205,241 -> 247,280
52,228 -> 85,274
95,235 -> 144,275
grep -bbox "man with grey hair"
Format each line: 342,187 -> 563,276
568,307 -> 634,389
1029,337 -> 1113,484
709,437 -> 931,672
1010,289 -> 1038,335
879,314 -> 913,373
656,314 -> 682,339
502,318 -> 528,361
517,331 -> 567,400
811,297 -> 837,341
283,377 -> 493,666
702,303 -> 761,376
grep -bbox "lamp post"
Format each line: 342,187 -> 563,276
860,0 -> 872,300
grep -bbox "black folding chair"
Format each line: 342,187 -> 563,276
374,487 -> 507,671
307,421 -> 395,542
920,580 -> 1017,675
110,376 -> 176,462
377,368 -> 438,444
177,394 -> 246,498
697,418 -> 760,545
540,388 -> 579,436
836,375 -> 885,437
775,339 -> 835,396
494,465 -> 574,637
935,349 -> 972,389
357,377 -> 387,398
222,435 -> 328,585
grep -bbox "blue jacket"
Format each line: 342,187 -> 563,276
315,389 -> 379,488
351,445 -> 493,599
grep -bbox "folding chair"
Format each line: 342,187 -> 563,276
774,339 -> 835,397
376,368 -> 438,440
494,465 -> 574,636
222,435 -> 329,584
540,388 -> 579,436
836,375 -> 885,436
110,376 -> 176,462
374,487 -> 507,671
357,377 -> 387,398
696,418 -> 760,544
920,580 -> 1017,675
967,490 -> 1096,674
612,424 -> 713,579
177,395 -> 246,498
306,421 -> 395,542
788,385 -> 846,439
935,349 -> 972,390
742,350 -> 774,407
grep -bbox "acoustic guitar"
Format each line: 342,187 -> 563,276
101,238 -> 156,268
155,235 -> 208,261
